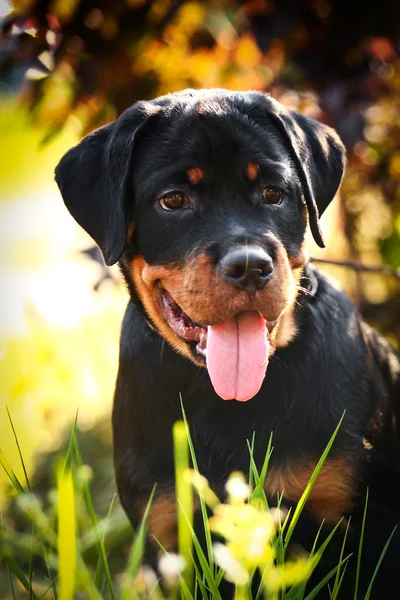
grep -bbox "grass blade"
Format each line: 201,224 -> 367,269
303,557 -> 349,600
285,519 -> 345,600
6,406 -> 31,490
354,488 -> 368,600
180,395 -> 215,570
28,525 -> 35,600
5,560 -> 17,600
120,486 -> 156,600
0,449 -> 25,494
247,442 -> 261,488
63,408 -> 79,475
73,434 -> 115,600
94,492 -> 117,589
284,413 -> 345,549
192,558 -> 212,600
3,554 -> 38,599
179,573 -> 195,600
190,529 -> 223,599
334,562 -> 349,599
363,526 -> 397,600
57,465 -> 76,600
248,432 -> 256,492
174,419 -> 194,589
331,517 -> 352,600
255,432 -> 274,498
179,504 -> 222,600
36,577 -> 59,599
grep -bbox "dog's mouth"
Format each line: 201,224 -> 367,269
158,286 -> 208,357
158,285 -> 278,402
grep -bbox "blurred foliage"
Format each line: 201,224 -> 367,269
0,420 -> 348,600
0,100 -> 78,198
0,300 -> 123,505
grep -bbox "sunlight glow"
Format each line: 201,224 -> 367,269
0,1 -> 11,18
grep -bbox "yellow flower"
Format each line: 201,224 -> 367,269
185,468 -> 220,509
263,557 -> 312,592
212,542 -> 249,586
207,471 -> 310,592
210,499 -> 275,569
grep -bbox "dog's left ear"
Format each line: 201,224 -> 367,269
55,103 -> 155,265
269,103 -> 346,248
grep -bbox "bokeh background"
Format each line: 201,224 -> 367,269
0,0 -> 399,595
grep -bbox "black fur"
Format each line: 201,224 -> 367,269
56,89 -> 400,599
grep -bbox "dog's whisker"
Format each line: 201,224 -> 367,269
296,286 -> 312,296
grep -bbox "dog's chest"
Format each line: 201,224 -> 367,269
188,400 -> 358,523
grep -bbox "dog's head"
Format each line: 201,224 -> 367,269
56,89 -> 345,401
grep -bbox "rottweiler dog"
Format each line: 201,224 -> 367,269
56,89 -> 400,598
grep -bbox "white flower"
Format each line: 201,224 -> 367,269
158,552 -> 186,587
225,472 -> 250,502
136,565 -> 158,590
269,507 -> 287,526
212,543 -> 249,585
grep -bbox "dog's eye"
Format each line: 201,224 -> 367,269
262,187 -> 284,205
160,192 -> 190,211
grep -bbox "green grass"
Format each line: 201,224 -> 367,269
0,409 -> 396,600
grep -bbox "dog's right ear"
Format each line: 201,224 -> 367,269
55,103 -> 155,266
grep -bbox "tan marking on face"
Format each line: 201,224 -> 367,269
186,167 -> 203,185
246,162 -> 259,181
130,256 -> 192,360
273,305 -> 298,348
265,457 -> 355,523
288,245 -> 308,270
272,244 -> 312,347
166,243 -> 296,325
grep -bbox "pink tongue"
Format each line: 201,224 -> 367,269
206,311 -> 269,402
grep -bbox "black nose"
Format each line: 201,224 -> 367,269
219,246 -> 274,293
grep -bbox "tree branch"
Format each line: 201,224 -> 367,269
310,257 -> 400,279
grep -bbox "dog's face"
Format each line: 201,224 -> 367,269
56,89 -> 345,401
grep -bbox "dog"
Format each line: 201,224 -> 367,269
55,89 -> 400,598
